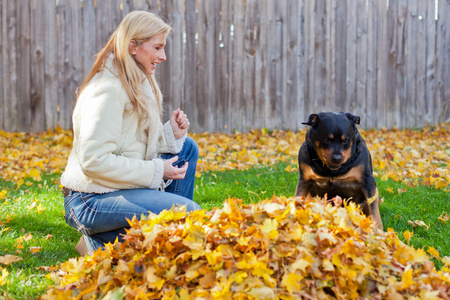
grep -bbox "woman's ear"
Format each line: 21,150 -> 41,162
129,40 -> 137,55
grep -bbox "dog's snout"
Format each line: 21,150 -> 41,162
331,153 -> 342,163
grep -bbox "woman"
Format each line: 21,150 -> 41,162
61,11 -> 200,255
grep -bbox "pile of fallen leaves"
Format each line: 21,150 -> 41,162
42,196 -> 450,299
1,124 -> 449,190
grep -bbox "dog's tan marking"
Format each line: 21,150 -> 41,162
300,163 -> 327,182
341,135 -> 346,141
340,141 -> 353,164
301,163 -> 364,184
332,164 -> 364,183
329,134 -> 334,139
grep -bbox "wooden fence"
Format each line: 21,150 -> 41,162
1,0 -> 449,133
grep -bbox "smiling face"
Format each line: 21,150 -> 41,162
130,33 -> 167,76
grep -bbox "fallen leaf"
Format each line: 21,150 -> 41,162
30,247 -> 42,253
403,230 -> 414,244
0,255 -> 22,265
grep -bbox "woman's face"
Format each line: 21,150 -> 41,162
130,33 -> 167,76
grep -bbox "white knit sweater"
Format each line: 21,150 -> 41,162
61,56 -> 186,193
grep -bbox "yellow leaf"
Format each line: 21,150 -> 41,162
0,227 -> 10,234
322,259 -> 335,271
232,271 -> 248,284
427,246 -> 440,258
401,267 -> 414,288
438,212 -> 449,224
282,272 -> 302,294
29,168 -> 42,181
403,230 -> 414,244
290,259 -> 311,273
37,203 -> 47,214
144,266 -> 164,290
0,268 -> 9,286
260,218 -> 278,240
16,178 -> 24,188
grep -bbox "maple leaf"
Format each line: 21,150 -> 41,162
0,255 -> 22,265
260,218 -> 278,239
401,266 -> 414,289
403,230 -> 414,244
427,246 -> 440,259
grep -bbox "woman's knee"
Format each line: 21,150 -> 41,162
184,136 -> 198,159
187,200 -> 202,211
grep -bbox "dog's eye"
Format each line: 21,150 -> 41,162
324,138 -> 331,144
342,139 -> 349,145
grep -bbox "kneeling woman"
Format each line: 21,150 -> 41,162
61,11 -> 200,255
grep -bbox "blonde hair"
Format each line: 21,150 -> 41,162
78,11 -> 172,124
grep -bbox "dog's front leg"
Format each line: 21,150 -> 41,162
295,178 -> 311,198
363,187 -> 383,230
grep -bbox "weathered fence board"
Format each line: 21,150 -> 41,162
43,0 -> 58,130
82,0 -> 96,80
2,1 -> 18,132
366,0 -> 377,128
0,1 -> 3,129
406,0 -> 418,129
30,0 -> 45,131
17,0 -> 31,132
183,0 -> 197,132
437,0 -> 450,123
0,0 -> 449,133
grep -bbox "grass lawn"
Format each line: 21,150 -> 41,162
0,163 -> 449,299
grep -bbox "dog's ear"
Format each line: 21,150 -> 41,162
302,114 -> 320,127
345,113 -> 360,125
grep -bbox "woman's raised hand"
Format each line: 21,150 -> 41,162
170,108 -> 190,139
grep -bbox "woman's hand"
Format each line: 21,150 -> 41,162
163,156 -> 188,180
170,108 -> 190,139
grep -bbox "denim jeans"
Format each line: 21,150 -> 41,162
64,137 -> 201,253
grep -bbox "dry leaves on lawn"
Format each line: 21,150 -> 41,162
42,196 -> 450,299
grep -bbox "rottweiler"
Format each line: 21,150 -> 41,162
295,112 -> 383,230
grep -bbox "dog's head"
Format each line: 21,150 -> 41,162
303,112 -> 360,170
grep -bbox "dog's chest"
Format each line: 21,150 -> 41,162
301,163 -> 363,190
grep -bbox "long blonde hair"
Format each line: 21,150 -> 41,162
78,11 -> 172,124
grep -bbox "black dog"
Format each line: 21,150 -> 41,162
295,112 -> 383,229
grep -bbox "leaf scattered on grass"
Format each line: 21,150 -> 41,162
0,255 -> 22,265
1,124 -> 449,190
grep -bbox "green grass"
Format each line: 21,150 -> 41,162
0,164 -> 449,299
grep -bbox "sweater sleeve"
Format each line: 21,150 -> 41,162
154,121 -> 187,155
163,121 -> 187,153
76,83 -> 163,190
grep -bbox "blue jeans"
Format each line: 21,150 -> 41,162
64,137 -> 201,253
